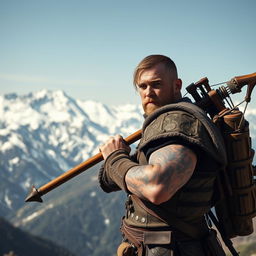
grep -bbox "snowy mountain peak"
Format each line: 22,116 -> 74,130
0,90 -> 143,207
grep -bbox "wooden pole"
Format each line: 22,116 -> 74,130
25,129 -> 142,202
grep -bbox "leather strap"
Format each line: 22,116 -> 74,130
131,195 -> 203,239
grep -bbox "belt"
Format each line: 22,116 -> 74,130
121,220 -> 172,255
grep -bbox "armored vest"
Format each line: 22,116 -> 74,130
124,102 -> 227,236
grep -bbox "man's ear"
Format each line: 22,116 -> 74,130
173,79 -> 182,99
175,78 -> 182,90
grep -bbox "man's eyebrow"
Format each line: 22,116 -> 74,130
151,78 -> 162,83
138,78 -> 162,86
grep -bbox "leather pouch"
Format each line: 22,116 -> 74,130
144,231 -> 171,245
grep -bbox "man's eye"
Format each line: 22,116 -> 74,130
153,82 -> 161,88
138,84 -> 147,89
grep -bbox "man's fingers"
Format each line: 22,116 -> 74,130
98,134 -> 131,156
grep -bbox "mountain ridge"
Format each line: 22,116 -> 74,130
0,217 -> 74,256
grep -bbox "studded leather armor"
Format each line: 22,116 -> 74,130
124,101 -> 227,238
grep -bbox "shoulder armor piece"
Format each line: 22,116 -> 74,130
139,101 -> 227,165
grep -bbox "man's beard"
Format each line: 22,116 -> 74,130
143,102 -> 161,115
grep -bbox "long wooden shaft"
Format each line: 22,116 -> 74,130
25,129 -> 142,202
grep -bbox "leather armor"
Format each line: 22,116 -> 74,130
124,101 -> 227,239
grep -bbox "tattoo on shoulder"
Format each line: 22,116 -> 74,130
150,145 -> 196,184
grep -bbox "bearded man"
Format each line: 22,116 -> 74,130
99,55 -> 227,256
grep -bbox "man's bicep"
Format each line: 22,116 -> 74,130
125,144 -> 197,203
148,144 -> 197,188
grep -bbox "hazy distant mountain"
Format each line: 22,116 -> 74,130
0,217 -> 74,256
0,90 -> 255,255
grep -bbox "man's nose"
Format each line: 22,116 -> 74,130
145,86 -> 154,97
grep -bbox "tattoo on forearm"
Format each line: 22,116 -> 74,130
125,144 -> 196,201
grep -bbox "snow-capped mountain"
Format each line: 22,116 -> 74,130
0,90 -> 143,214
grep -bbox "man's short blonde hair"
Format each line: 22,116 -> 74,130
133,55 -> 178,88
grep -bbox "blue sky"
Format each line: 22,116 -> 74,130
0,0 -> 255,108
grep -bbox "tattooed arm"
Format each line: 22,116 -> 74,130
125,144 -> 197,205
99,135 -> 197,205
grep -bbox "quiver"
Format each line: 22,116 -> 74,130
214,109 -> 256,238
